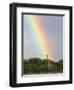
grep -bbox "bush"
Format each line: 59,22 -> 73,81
23,58 -> 63,74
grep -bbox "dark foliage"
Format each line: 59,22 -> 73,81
23,58 -> 63,74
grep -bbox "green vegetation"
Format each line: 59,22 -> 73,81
23,58 -> 63,75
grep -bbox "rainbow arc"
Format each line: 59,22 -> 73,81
25,15 -> 54,60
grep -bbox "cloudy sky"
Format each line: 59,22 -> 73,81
23,14 -> 63,61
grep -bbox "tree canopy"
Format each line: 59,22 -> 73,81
23,58 -> 63,75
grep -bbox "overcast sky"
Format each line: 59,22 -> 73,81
23,14 -> 63,61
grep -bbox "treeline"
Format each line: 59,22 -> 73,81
23,58 -> 63,75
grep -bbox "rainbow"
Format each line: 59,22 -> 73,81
25,15 -> 54,60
